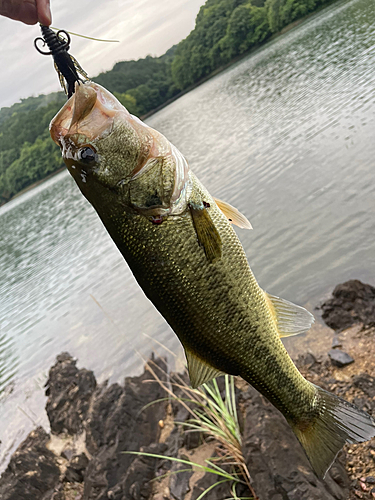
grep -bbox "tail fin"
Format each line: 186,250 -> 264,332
291,385 -> 375,478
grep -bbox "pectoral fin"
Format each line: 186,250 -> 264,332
213,197 -> 252,229
189,204 -> 222,263
185,349 -> 224,388
265,292 -> 314,338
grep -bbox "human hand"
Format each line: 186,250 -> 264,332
0,0 -> 51,25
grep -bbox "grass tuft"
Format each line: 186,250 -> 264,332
131,359 -> 258,499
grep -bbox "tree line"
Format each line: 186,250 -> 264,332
0,0 -> 335,204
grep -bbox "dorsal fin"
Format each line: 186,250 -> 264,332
185,349 -> 224,388
265,292 -> 314,338
213,197 -> 252,230
189,204 -> 222,263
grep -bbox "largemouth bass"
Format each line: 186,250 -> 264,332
50,82 -> 375,478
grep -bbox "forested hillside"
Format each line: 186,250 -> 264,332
0,94 -> 65,203
0,0 -> 336,204
171,0 -> 331,89
93,47 -> 179,116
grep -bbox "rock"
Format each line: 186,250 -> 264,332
352,373 -> 375,400
0,427 -> 60,500
61,446 -> 74,461
321,280 -> 375,331
3,345 -> 373,500
182,429 -> 201,450
70,452 -> 89,471
163,426 -> 184,464
0,353 -> 170,500
331,336 -> 342,348
328,349 -> 354,367
296,353 -> 319,369
190,463 -> 232,500
110,442 -> 168,500
239,386 -> 350,500
45,352 -> 97,434
169,454 -> 193,500
63,453 -> 89,483
83,355 -> 169,500
63,465 -> 82,483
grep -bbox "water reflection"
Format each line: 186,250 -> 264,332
1,0 -> 375,470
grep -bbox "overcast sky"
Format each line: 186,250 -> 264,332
0,0 -> 204,109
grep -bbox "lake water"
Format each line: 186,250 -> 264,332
1,0 -> 375,469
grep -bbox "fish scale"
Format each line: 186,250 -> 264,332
100,171 -> 315,420
50,81 -> 375,479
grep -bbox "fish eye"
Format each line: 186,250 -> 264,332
77,146 -> 97,163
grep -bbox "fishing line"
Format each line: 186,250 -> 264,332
49,27 -> 119,43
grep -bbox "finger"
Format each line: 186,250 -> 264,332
36,0 -> 51,25
0,0 -> 38,25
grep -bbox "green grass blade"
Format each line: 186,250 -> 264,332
195,479 -> 230,500
139,397 -> 170,413
222,497 -> 254,500
230,377 -> 239,427
232,480 -> 239,500
225,375 -> 233,415
122,452 -> 237,481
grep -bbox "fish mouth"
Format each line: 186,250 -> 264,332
50,81 -> 128,146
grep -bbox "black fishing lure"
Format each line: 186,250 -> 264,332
34,25 -> 88,98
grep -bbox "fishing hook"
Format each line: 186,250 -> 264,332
34,25 -> 88,98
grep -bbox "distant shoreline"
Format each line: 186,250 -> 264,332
0,167 -> 66,207
142,0 -> 341,120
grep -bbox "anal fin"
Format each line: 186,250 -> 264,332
185,349 -> 224,388
213,197 -> 252,230
265,292 -> 314,338
189,204 -> 222,263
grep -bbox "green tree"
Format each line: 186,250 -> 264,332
221,3 -> 270,58
0,148 -> 18,176
265,0 -> 316,32
265,0 -> 284,32
113,92 -> 139,115
281,0 -> 316,25
2,137 -> 62,199
0,97 -> 65,203
171,44 -> 195,90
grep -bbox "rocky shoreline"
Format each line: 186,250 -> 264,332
0,279 -> 374,500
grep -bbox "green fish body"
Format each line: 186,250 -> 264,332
50,82 -> 375,478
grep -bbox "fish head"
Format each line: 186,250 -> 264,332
50,82 -> 191,215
